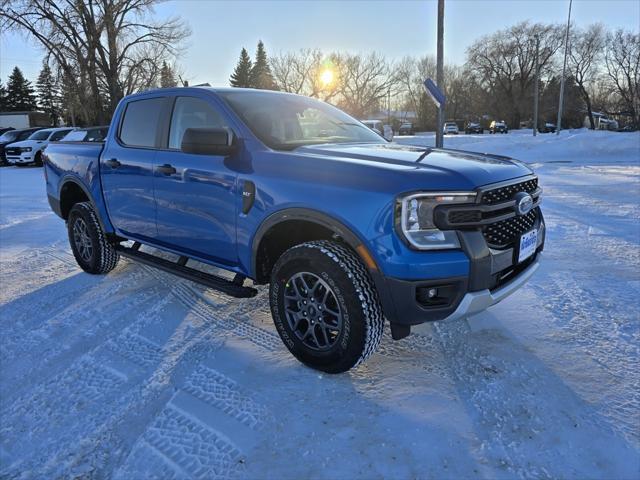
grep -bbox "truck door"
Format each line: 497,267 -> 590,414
101,96 -> 167,240
153,95 -> 238,266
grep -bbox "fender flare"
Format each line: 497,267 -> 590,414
251,207 -> 401,335
58,175 -> 112,233
251,207 -> 369,277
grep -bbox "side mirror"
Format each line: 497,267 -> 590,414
181,127 -> 237,156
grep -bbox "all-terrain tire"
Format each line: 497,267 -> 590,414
34,151 -> 43,167
269,240 -> 384,373
67,202 -> 119,274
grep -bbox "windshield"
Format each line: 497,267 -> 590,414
29,130 -> 52,140
219,91 -> 384,150
0,131 -> 19,142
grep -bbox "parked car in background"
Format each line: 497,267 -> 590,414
539,122 -> 556,134
44,87 -> 544,373
0,127 -> 15,136
398,123 -> 414,135
5,127 -> 75,166
490,120 -> 508,134
443,121 -> 459,135
60,126 -> 109,142
617,125 -> 637,132
465,122 -> 483,134
0,127 -> 45,166
361,120 -> 393,141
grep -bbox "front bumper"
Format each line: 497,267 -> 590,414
6,153 -> 32,164
441,253 -> 540,322
377,216 -> 545,339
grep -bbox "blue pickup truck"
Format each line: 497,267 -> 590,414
44,87 -> 544,373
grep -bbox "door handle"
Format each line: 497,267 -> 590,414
105,158 -> 121,168
156,163 -> 176,175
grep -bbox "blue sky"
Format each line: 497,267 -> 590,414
1,0 -> 638,86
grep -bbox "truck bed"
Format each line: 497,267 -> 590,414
44,141 -> 108,226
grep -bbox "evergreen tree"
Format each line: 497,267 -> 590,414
36,62 -> 61,125
5,66 -> 38,111
229,48 -> 253,88
160,61 -> 177,88
250,41 -> 277,90
0,79 -> 7,111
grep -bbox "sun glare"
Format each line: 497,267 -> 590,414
320,69 -> 334,86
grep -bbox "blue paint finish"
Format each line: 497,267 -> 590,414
44,142 -> 115,233
154,150 -> 239,265
44,87 -> 533,289
101,143 -> 158,239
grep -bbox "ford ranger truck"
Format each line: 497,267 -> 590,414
43,88 -> 544,373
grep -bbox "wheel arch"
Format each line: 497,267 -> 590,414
59,177 -> 91,220
57,176 -> 114,236
251,208 -> 378,284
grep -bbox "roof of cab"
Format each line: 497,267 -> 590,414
123,86 -> 296,100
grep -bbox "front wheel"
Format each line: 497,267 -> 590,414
269,241 -> 384,373
68,202 -> 120,274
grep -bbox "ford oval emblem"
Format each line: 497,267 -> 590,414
515,192 -> 534,216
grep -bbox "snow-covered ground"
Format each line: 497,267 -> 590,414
0,129 -> 638,479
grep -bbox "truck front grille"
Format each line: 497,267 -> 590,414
436,176 -> 542,249
481,178 -> 538,205
482,208 -> 538,248
480,178 -> 540,248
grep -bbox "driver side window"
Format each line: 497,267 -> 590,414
168,96 -> 227,150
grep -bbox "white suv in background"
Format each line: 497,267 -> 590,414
5,127 -> 75,166
361,120 -> 394,141
443,121 -> 459,135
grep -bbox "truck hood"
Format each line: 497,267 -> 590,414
4,139 -> 43,149
297,142 -> 533,189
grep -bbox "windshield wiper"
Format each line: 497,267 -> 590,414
415,148 -> 434,163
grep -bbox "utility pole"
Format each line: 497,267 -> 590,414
435,0 -> 444,148
556,0 -> 573,135
533,34 -> 540,137
387,86 -> 391,126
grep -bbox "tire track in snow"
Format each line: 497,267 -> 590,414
142,264 -> 283,353
115,404 -> 245,480
432,319 -> 637,479
183,364 -> 272,430
0,246 -> 79,305
0,293 -> 179,476
0,355 -> 127,477
530,273 -> 640,446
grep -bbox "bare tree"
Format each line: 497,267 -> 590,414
0,0 -> 190,124
604,29 -> 640,127
395,55 -> 436,123
332,52 -> 395,118
570,24 -> 605,129
271,49 -> 342,101
466,21 -> 563,127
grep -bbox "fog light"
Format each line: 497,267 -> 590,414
416,284 -> 457,308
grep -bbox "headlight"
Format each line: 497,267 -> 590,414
20,147 -> 32,152
397,192 -> 476,250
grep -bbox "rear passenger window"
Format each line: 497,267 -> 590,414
119,97 -> 165,147
50,130 -> 70,141
168,97 -> 227,150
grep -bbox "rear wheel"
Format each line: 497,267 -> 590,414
67,202 -> 119,274
269,240 -> 384,373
